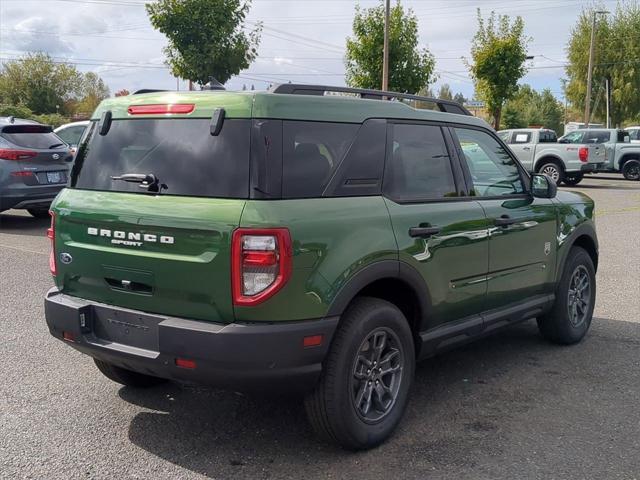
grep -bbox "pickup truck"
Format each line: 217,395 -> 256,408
497,128 -> 606,186
625,126 -> 640,143
558,128 -> 640,181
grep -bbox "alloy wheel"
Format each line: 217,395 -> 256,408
567,265 -> 591,328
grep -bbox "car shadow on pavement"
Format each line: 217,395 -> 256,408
0,211 -> 50,235
119,317 -> 640,479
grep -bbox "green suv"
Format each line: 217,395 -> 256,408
45,84 -> 598,450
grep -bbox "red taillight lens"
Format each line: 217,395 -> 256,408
127,104 -> 195,115
11,171 -> 35,177
231,228 -> 292,306
578,147 -> 589,162
0,148 -> 37,161
48,211 -> 56,276
175,358 -> 197,369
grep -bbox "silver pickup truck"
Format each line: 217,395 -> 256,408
558,128 -> 640,181
498,128 -> 606,185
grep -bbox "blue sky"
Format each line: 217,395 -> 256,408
0,0 -> 621,102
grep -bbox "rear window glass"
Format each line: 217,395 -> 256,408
282,121 -> 359,198
1,128 -> 65,149
71,119 -> 250,198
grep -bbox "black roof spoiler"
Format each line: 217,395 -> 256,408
269,83 -> 472,116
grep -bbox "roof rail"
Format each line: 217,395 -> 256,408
270,83 -> 472,116
132,89 -> 168,95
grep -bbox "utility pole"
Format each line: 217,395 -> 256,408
584,10 -> 609,126
382,0 -> 390,91
605,77 -> 611,128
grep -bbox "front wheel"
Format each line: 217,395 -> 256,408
537,247 -> 596,345
563,173 -> 583,186
538,162 -> 564,184
304,297 -> 415,450
622,159 -> 640,181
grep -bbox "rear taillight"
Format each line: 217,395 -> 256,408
10,171 -> 35,177
47,211 -> 56,276
579,147 -> 589,163
0,148 -> 37,161
231,228 -> 292,306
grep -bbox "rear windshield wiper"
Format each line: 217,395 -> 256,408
48,143 -> 66,149
111,173 -> 166,193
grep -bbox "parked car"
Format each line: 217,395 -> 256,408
558,128 -> 640,181
0,117 -> 73,217
45,85 -> 598,450
54,121 -> 89,153
625,126 -> 640,143
497,128 -> 606,186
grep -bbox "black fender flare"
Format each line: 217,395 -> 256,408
555,221 -> 599,281
326,260 -> 432,330
534,155 -> 565,173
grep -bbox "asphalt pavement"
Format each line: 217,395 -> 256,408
1,175 -> 639,480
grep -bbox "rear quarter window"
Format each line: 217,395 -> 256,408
71,118 -> 250,198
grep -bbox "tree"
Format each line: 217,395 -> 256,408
501,84 -> 564,134
466,10 -> 529,128
437,84 -> 453,100
115,89 -> 130,97
75,72 -> 110,115
0,53 -> 82,114
453,92 -> 467,105
146,0 -> 261,86
565,3 -> 640,126
345,1 -> 436,93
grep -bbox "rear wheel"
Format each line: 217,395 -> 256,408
538,161 -> 564,184
622,159 -> 640,181
304,297 -> 415,450
94,359 -> 167,388
563,173 -> 583,186
27,208 -> 50,219
537,247 -> 596,345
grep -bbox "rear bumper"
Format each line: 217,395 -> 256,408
45,288 -> 338,393
0,186 -> 64,211
579,163 -> 604,173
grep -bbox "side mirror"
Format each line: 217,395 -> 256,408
531,173 -> 557,199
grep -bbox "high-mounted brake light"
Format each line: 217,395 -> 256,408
127,104 -> 195,115
578,147 -> 589,163
0,148 -> 37,161
231,228 -> 292,306
48,211 -> 56,276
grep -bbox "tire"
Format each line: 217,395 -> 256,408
537,247 -> 596,345
537,161 -> 564,184
304,297 -> 415,450
27,208 -> 50,219
94,359 -> 167,388
622,159 -> 640,181
563,173 -> 583,186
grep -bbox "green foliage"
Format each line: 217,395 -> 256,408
453,92 -> 467,105
0,104 -> 34,119
565,2 -> 640,126
0,53 -> 109,117
437,84 -> 453,100
33,113 -> 69,128
345,1 -> 436,93
501,85 -> 564,134
146,0 -> 261,85
467,10 -> 529,128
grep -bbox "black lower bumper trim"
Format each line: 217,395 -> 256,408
45,288 -> 338,393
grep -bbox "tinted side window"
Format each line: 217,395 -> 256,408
384,124 -> 457,201
628,129 -> 639,140
584,131 -> 610,144
561,131 -> 584,143
57,125 -> 86,145
282,121 -> 359,198
539,131 -> 557,143
455,127 -> 525,197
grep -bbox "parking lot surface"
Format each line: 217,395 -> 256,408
1,176 -> 639,480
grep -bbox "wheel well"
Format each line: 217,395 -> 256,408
355,278 -> 423,355
535,156 -> 564,172
619,155 -> 639,169
572,234 -> 598,271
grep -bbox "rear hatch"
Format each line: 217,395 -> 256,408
51,113 -> 251,323
0,124 -> 71,186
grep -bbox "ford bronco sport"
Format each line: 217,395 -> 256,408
45,84 -> 598,450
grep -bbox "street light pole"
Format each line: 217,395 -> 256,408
584,10 -> 609,126
382,0 -> 390,91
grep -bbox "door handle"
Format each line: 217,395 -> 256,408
522,146 -> 531,151
409,226 -> 441,238
494,215 -> 518,226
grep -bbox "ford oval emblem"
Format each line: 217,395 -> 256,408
52,153 -> 60,160
59,252 -> 73,264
